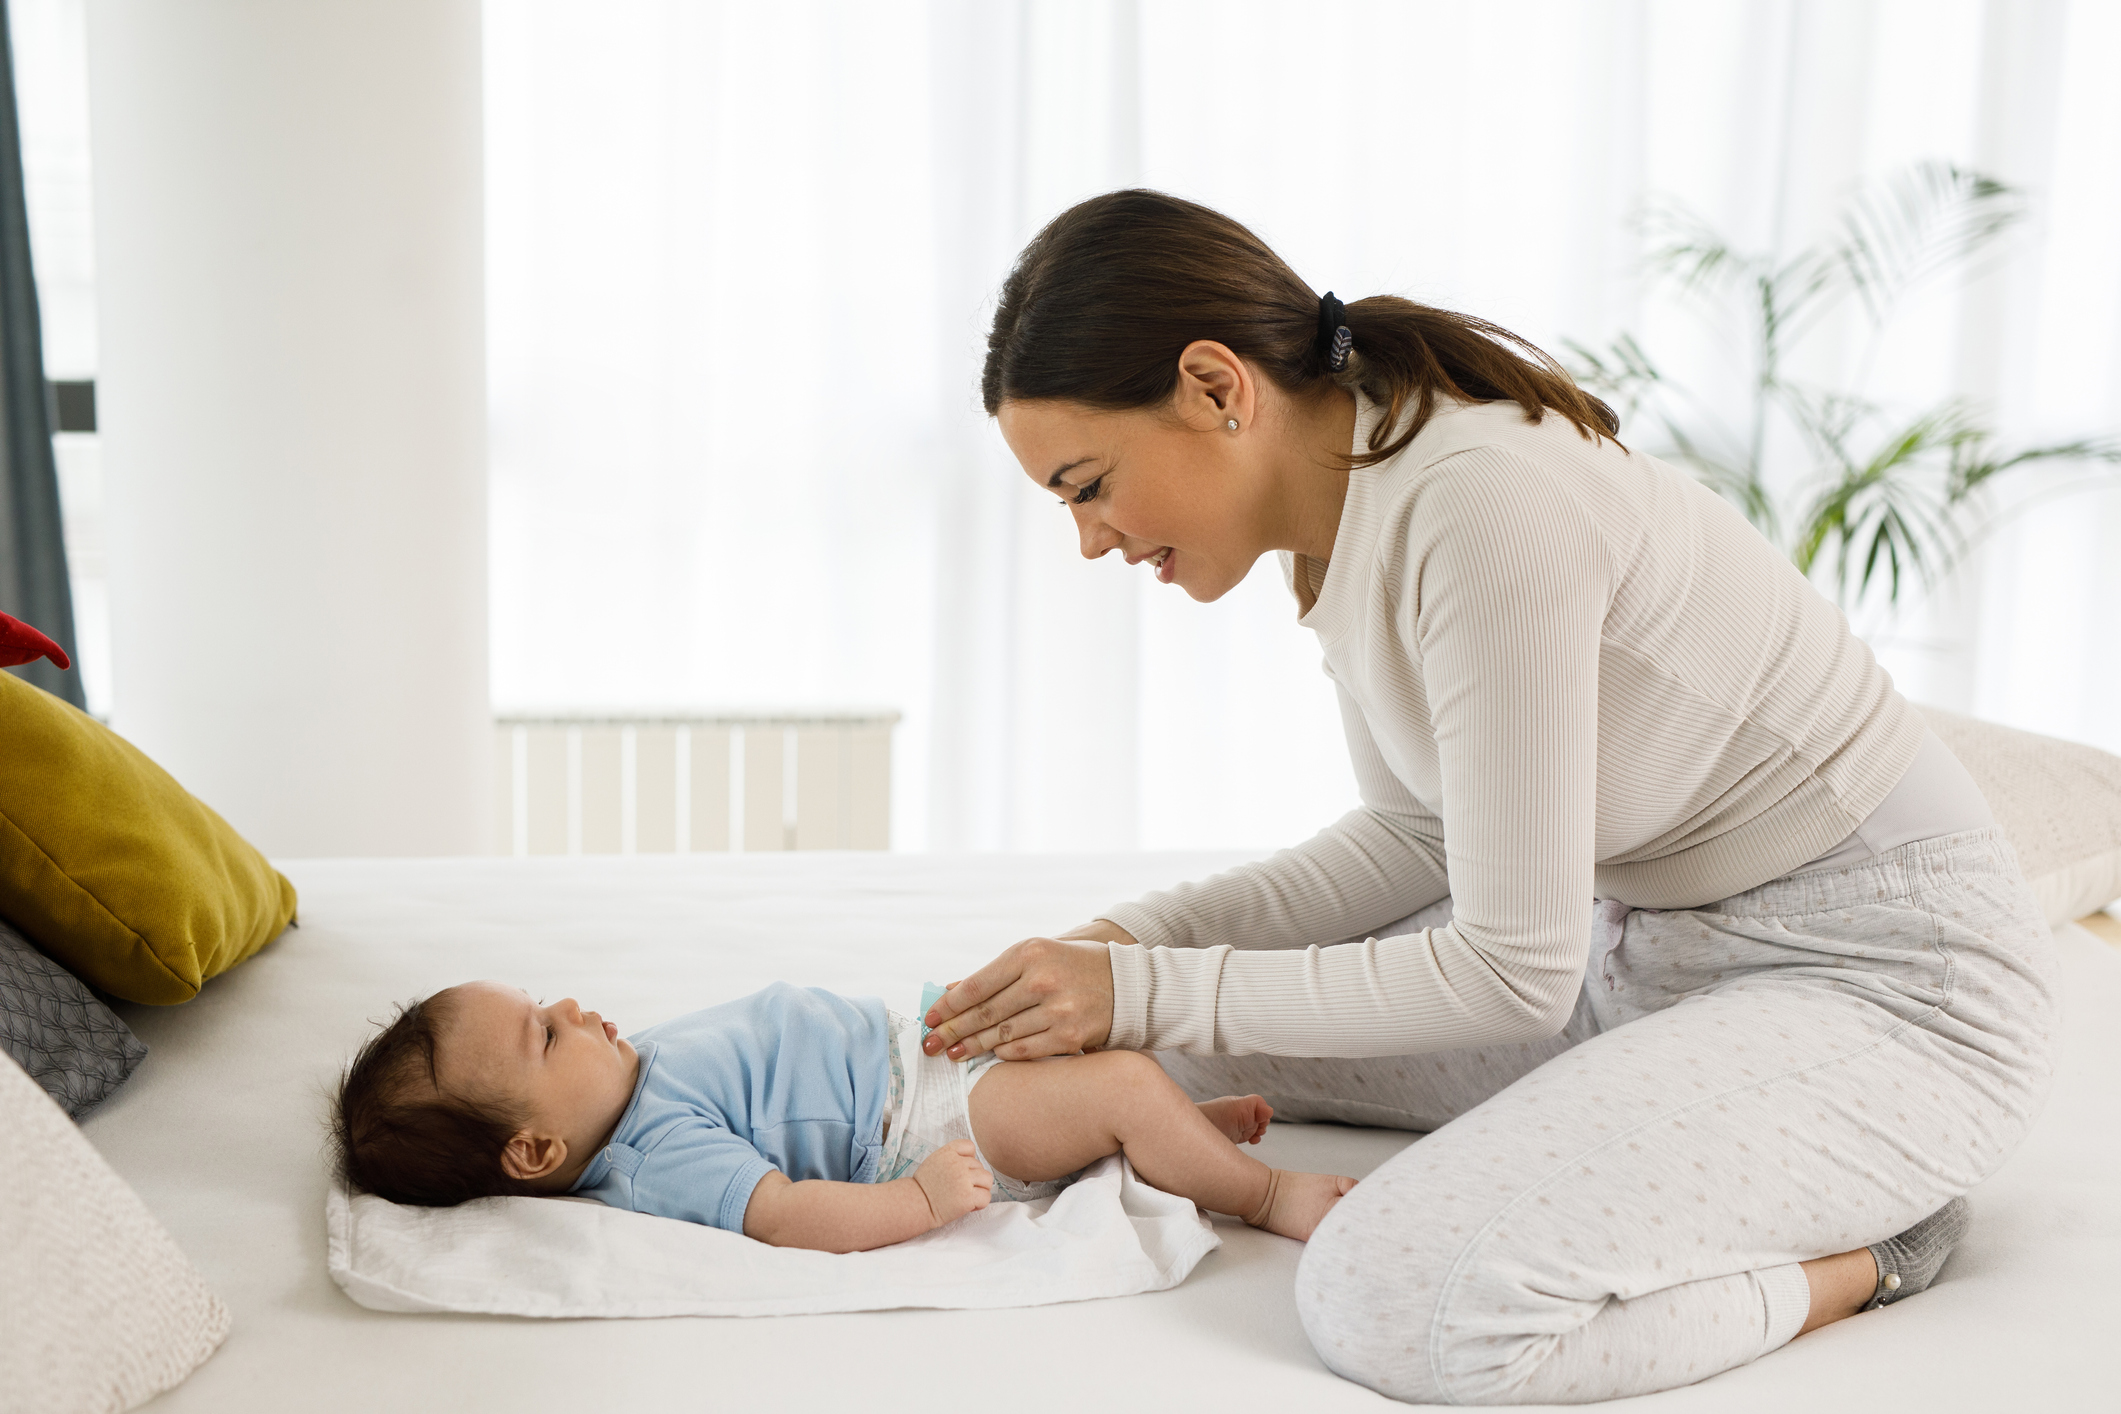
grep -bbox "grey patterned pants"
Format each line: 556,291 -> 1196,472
1156,829 -> 2057,1404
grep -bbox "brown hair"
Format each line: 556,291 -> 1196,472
981,188 -> 1618,463
331,993 -> 535,1207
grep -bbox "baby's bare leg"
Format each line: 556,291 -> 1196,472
967,1051 -> 1354,1240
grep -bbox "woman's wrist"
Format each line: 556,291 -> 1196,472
1103,937 -> 1152,1051
1054,921 -> 1143,1050
1055,918 -> 1140,948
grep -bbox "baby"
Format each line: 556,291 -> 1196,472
332,980 -> 1357,1251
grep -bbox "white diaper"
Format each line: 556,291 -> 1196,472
875,1007 -> 1071,1204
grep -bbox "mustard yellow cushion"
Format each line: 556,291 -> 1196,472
0,671 -> 295,1004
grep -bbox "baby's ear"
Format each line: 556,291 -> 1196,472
501,1128 -> 567,1182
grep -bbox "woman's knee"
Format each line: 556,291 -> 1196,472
1293,1164 -> 1458,1404
1295,1157 -> 1603,1406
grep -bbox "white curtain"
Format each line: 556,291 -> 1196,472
486,0 -> 2121,854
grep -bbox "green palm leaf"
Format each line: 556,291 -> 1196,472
1832,161 -> 2023,328
1590,159 -> 2114,609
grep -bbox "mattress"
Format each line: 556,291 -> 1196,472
83,854 -> 2120,1413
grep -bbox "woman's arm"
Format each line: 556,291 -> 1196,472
1119,449 -> 1606,1058
933,448 -> 1606,1062
1100,681 -> 1452,955
740,1142 -> 991,1253
924,687 -> 1455,1061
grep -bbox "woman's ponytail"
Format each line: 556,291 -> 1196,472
1330,298 -> 1620,464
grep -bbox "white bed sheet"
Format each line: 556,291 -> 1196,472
82,853 -> 2120,1413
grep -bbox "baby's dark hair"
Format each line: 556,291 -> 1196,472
331,990 -> 534,1207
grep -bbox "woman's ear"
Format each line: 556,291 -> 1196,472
502,1128 -> 568,1182
1172,340 -> 1256,432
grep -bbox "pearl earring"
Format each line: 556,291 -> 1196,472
1225,418 -> 1239,432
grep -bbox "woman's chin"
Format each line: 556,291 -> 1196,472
1178,559 -> 1253,603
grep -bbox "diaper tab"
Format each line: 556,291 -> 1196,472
919,981 -> 948,1037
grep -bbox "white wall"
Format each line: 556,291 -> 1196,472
87,0 -> 489,857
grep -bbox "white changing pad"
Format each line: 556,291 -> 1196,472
329,1155 -> 1217,1318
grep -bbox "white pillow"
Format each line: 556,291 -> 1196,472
0,1053 -> 230,1411
328,1154 -> 1216,1318
1921,705 -> 2121,927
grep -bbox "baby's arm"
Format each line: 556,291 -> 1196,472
741,1141 -> 992,1253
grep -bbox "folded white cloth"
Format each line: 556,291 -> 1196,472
327,1154 -> 1219,1318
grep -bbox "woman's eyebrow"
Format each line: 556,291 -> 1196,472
1045,457 -> 1095,488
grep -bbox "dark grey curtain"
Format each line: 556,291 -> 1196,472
0,0 -> 83,708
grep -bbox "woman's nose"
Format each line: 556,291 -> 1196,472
1075,511 -> 1120,560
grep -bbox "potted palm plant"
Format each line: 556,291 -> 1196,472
1568,160 -> 2119,610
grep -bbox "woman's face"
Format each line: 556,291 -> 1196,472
997,397 -> 1269,604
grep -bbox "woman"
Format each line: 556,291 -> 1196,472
923,190 -> 2057,1405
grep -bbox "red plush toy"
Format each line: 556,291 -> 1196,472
0,610 -> 71,669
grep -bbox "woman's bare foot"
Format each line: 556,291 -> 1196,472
1197,1094 -> 1272,1144
1245,1168 -> 1359,1241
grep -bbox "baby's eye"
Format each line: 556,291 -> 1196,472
545,1025 -> 555,1049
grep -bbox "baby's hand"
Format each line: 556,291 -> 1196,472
911,1140 -> 993,1228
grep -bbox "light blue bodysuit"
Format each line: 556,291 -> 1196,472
568,983 -> 891,1233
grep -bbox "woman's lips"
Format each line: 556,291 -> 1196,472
1154,547 -> 1176,584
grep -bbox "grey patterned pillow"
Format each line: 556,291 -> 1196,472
0,918 -> 148,1118
1920,706 -> 2121,927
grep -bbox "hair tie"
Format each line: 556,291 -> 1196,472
1317,291 -> 1352,373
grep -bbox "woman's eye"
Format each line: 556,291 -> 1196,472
1069,477 -> 1103,506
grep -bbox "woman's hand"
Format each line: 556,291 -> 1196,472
922,920 -> 1138,1061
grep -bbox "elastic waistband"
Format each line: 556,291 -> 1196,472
1692,828 -> 2021,919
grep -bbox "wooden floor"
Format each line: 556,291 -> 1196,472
2079,910 -> 2121,951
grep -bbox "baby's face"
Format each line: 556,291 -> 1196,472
435,981 -> 640,1152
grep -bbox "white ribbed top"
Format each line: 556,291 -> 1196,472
1102,396 -> 1922,1058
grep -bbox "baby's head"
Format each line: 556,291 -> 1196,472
332,981 -> 639,1206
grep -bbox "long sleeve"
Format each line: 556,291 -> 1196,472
1105,448 -> 1608,1057
1103,680 -> 1452,957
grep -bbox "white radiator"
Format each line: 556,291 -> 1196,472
493,714 -> 898,855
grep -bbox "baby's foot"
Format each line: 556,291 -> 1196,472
1245,1169 -> 1358,1241
1198,1094 -> 1272,1145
